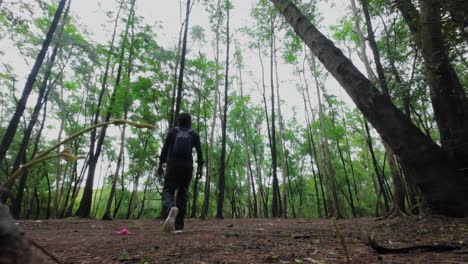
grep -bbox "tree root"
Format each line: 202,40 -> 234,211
368,232 -> 462,254
377,207 -> 411,220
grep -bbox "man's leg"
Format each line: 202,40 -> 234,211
162,176 -> 177,210
175,167 -> 193,231
162,167 -> 179,232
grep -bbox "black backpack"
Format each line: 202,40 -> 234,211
170,127 -> 193,160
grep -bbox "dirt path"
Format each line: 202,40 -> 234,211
19,217 -> 467,263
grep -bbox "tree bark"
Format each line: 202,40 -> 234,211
420,0 -> 468,166
396,0 -> 468,163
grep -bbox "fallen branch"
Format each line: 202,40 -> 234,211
1,119 -> 154,190
28,238 -> 62,264
368,232 -> 461,254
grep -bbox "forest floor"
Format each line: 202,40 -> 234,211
19,216 -> 467,264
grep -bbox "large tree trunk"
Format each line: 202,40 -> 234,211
396,0 -> 468,163
0,0 -> 67,165
269,0 -> 468,216
420,0 -> 468,166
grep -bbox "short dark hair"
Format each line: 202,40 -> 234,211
177,113 -> 191,128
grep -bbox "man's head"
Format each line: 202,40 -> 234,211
177,113 -> 191,128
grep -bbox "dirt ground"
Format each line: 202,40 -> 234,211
18,216 -> 467,264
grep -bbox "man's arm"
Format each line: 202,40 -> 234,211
193,132 -> 204,166
159,129 -> 174,165
193,132 -> 204,178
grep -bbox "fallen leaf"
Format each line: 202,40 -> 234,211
303,257 -> 324,264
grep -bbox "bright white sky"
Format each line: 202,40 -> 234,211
69,0 -> 358,119
1,0 -> 362,120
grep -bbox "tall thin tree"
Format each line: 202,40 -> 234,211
173,0 -> 192,124
216,0 -> 231,219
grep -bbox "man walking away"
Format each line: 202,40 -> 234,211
157,113 -> 203,233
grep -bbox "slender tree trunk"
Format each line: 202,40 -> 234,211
45,172 -> 51,219
137,177 -> 150,219
174,0 -> 192,123
364,120 -> 390,213
0,0 -> 67,165
190,95 -> 203,218
169,11 -> 186,128
76,0 -> 133,218
335,138 -> 356,217
309,54 -> 343,219
113,161 -> 126,218
238,55 -> 257,218
299,78 -> 321,217
201,0 -> 222,220
273,36 -> 288,218
269,14 -> 281,218
126,170 -> 141,219
349,0 -> 376,82
361,1 -> 408,217
73,1 -> 123,217
360,0 -> 389,96
216,0 -> 230,219
299,62 -> 327,217
339,101 -> 359,201
284,154 -> 296,218
253,139 -> 268,218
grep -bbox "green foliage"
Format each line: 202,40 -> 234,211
330,16 -> 360,45
1,0 -> 461,221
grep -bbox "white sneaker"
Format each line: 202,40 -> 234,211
163,207 -> 178,233
173,230 -> 183,234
